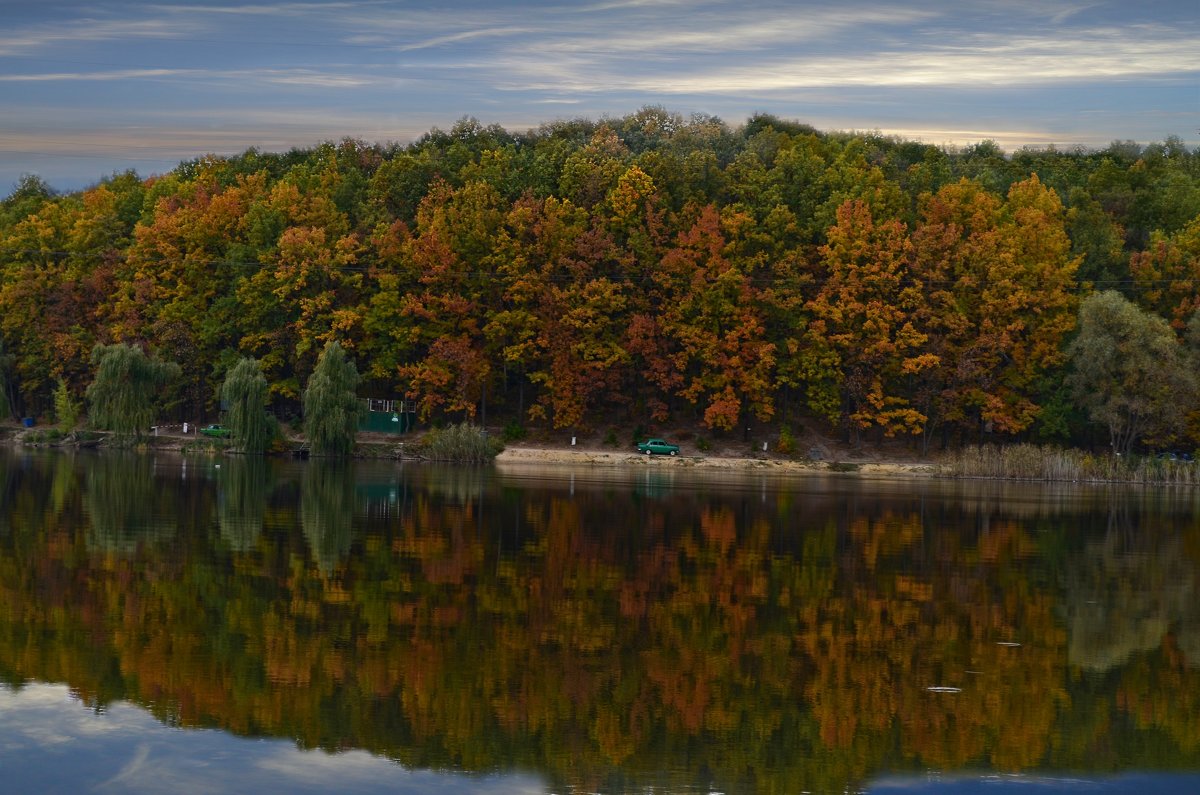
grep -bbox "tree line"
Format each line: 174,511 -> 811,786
2,108 -> 1198,452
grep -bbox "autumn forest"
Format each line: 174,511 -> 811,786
2,108 -> 1199,451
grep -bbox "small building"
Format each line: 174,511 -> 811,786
358,398 -> 417,434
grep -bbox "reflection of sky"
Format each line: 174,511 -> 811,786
1,0 -> 1197,192
0,684 -> 545,795
867,773 -> 1200,793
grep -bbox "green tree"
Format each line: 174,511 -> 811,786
0,341 -> 12,419
1067,291 -> 1196,454
53,378 -> 81,430
85,343 -> 180,437
220,357 -> 274,454
302,340 -> 360,457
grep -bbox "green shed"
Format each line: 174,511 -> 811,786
357,398 -> 416,434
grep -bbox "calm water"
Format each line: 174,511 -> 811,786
2,447 -> 1200,794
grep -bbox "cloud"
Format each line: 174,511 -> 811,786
391,26 -> 537,53
489,22 -> 1200,94
0,19 -> 188,55
0,66 -> 384,89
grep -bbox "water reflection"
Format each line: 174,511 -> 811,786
83,453 -> 179,553
0,683 -> 546,795
301,461 -> 356,574
216,456 -> 271,552
0,447 -> 1199,794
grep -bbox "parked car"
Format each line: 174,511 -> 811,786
200,424 -> 231,438
636,438 -> 680,456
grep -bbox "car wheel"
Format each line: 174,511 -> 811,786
645,449 -> 651,455
670,450 -> 677,456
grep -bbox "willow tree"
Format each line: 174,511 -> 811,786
85,343 -> 180,437
302,340 -> 360,457
220,357 -> 273,454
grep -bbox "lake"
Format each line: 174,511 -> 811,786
1,446 -> 1199,794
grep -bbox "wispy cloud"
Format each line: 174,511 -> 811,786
392,26 -> 536,53
489,22 -> 1200,94
0,67 -> 382,88
0,19 -> 187,55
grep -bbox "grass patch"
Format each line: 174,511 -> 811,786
828,462 -> 860,473
945,444 -> 1200,485
182,437 -> 230,454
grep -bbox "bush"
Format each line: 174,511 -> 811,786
603,428 -> 619,447
502,421 -> 527,442
696,437 -> 711,452
777,425 -> 796,455
420,423 -> 504,463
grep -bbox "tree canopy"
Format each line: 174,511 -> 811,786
1067,291 -> 1197,454
2,111 -> 1198,452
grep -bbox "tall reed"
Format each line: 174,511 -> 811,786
945,444 -> 1200,485
419,423 -> 504,463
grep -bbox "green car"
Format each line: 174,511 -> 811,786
636,438 -> 680,456
200,424 -> 231,438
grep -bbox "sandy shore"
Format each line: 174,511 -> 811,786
495,445 -> 942,478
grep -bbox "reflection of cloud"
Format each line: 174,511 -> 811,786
96,742 -> 152,790
0,684 -> 547,794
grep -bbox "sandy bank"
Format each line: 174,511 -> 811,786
495,445 -> 942,478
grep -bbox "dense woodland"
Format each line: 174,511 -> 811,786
2,108 -> 1199,452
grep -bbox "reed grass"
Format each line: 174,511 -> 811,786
419,423 -> 504,463
945,444 -> 1200,485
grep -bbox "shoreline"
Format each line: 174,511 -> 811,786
494,445 -> 942,478
1,425 -> 942,478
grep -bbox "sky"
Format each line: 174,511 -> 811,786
1,0 -> 1198,195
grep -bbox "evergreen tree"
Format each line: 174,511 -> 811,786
53,378 -> 81,430
302,340 -> 360,457
220,357 -> 274,454
85,343 -> 180,437
0,342 -> 12,420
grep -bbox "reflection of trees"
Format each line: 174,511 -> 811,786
1065,497 -> 1199,672
0,450 -> 12,537
82,454 -> 174,553
216,456 -> 271,552
300,462 -> 355,574
6,463 -> 1200,792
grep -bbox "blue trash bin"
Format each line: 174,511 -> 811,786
22,417 -> 34,428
